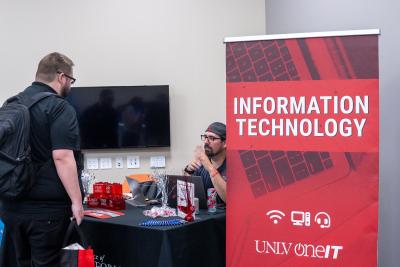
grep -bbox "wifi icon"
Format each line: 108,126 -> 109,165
266,210 -> 285,224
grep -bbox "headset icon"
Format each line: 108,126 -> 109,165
314,212 -> 331,229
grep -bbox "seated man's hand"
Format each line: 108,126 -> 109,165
185,145 -> 208,174
194,145 -> 213,171
186,160 -> 202,173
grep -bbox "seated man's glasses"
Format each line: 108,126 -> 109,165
200,135 -> 221,142
57,71 -> 76,84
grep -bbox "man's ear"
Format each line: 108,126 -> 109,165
56,72 -> 63,82
223,140 -> 227,149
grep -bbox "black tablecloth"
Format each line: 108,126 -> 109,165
81,204 -> 226,267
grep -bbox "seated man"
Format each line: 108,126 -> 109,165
184,122 -> 226,203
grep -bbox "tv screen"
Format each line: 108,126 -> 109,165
66,85 -> 170,149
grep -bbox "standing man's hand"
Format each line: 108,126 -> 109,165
71,202 -> 84,225
53,149 -> 84,225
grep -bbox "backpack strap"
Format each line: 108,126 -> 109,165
5,91 -> 61,108
18,92 -> 60,108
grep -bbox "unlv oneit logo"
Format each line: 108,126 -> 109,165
255,240 -> 343,260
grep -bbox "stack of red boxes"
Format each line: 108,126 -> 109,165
87,182 -> 125,210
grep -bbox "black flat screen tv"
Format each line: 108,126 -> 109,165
66,85 -> 170,149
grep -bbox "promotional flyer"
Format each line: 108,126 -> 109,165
226,30 -> 379,267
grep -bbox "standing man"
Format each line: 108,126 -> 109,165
184,122 -> 227,203
0,52 -> 84,266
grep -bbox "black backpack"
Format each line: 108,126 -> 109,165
0,91 -> 56,199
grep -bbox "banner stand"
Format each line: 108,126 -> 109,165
225,29 -> 380,267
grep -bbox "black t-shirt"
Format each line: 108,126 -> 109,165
1,82 -> 83,218
193,159 -> 227,204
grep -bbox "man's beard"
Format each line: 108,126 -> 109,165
204,144 -> 216,157
60,85 -> 70,97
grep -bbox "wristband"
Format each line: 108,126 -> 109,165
210,168 -> 219,178
184,165 -> 195,174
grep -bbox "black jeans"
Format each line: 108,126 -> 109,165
1,212 -> 70,267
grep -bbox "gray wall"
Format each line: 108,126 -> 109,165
266,0 -> 400,266
0,0 -> 265,182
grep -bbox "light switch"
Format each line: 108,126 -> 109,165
99,157 -> 112,169
86,158 -> 99,170
150,156 -> 166,168
127,156 -> 140,169
115,157 -> 123,168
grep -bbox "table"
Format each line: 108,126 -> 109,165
81,204 -> 226,267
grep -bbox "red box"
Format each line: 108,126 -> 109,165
99,197 -> 109,209
87,194 -> 100,208
108,196 -> 125,210
93,182 -> 106,196
90,182 -> 125,210
105,183 -> 112,195
112,183 -> 122,196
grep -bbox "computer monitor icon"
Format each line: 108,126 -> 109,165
291,211 -> 311,226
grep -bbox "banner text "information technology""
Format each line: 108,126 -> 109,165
234,95 -> 368,137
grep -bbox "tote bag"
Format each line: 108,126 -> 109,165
60,220 -> 94,267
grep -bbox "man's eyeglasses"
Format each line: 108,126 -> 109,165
57,71 -> 76,84
200,134 -> 222,142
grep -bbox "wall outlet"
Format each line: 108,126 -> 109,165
99,157 -> 112,169
127,156 -> 140,169
150,156 -> 166,168
86,158 -> 99,170
115,157 -> 123,169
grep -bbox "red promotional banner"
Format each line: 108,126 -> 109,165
226,31 -> 379,267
